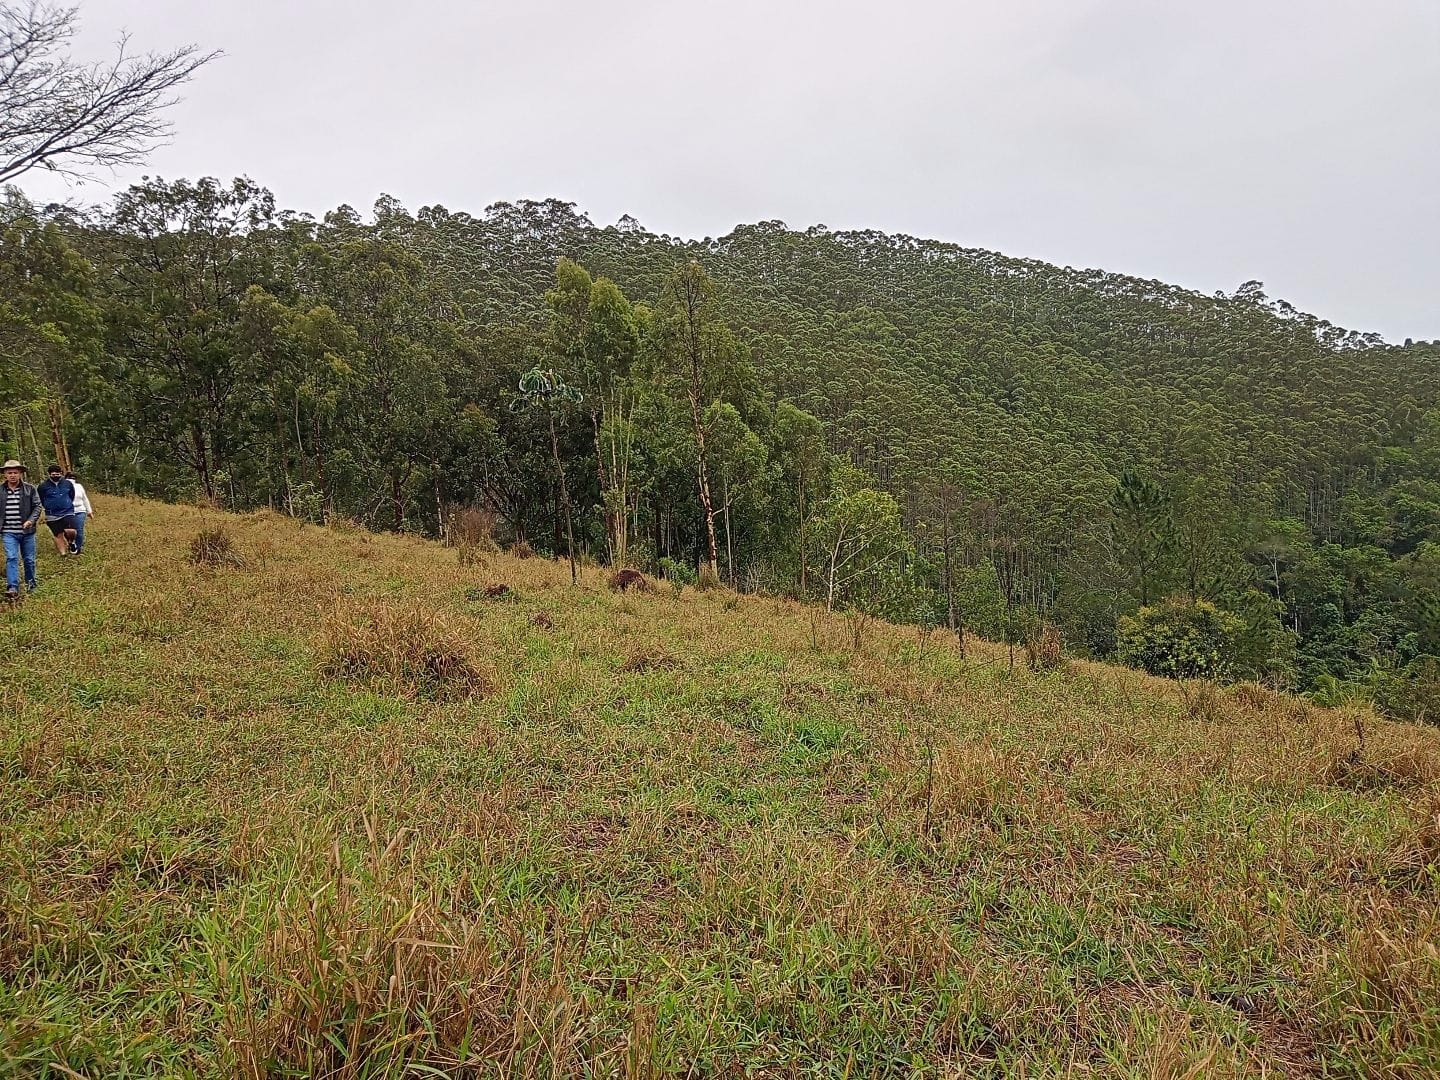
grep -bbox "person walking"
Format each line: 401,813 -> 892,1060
66,471 -> 93,554
37,464 -> 79,556
2,459 -> 41,599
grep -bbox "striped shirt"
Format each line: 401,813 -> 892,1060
2,485 -> 22,533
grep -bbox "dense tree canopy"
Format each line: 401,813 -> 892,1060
4,181 -> 1440,716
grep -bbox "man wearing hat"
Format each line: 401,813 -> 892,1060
2,459 -> 42,599
37,463 -> 80,557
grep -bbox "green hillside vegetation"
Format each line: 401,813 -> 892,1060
6,184 -> 1440,711
1,499 -> 1438,1076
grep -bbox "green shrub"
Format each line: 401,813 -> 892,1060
1117,598 -> 1244,680
1374,656 -> 1440,725
1228,587 -> 1298,687
1309,672 -> 1373,709
658,557 -> 696,587
1062,593 -> 1121,658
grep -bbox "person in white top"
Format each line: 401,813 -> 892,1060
65,471 -> 94,554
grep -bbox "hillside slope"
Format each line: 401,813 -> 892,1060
2,498 -> 1438,1077
16,187 -> 1440,702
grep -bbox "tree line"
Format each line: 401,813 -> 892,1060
4,180 -> 1440,718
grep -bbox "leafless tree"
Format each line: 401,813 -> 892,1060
0,2 -> 218,185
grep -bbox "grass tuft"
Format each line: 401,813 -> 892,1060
325,514 -> 369,536
608,568 -> 650,593
449,506 -> 498,567
619,646 -> 682,673
1325,713 -> 1439,791
1182,678 -> 1223,722
1383,797 -> 1440,890
1024,622 -> 1063,671
321,599 -> 492,700
188,524 -> 245,567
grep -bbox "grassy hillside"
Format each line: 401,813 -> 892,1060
2,498 -> 1438,1078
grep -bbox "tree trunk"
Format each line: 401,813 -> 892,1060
1187,535 -> 1198,603
277,413 -> 292,516
590,408 -> 613,565
679,266 -> 720,580
797,466 -> 807,597
191,423 -> 215,504
23,413 -> 44,474
433,470 -> 444,542
46,399 -> 70,473
941,504 -> 959,639
602,389 -> 635,568
312,412 -> 329,520
826,521 -> 846,612
691,401 -> 720,579
723,473 -> 735,586
549,411 -> 578,585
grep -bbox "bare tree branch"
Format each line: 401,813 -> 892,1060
0,1 -> 218,185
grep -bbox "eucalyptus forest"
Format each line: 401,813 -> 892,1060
4,180 -> 1440,715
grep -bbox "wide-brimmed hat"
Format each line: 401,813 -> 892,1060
1,459 -> 26,473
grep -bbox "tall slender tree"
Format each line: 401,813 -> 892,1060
517,367 -> 583,584
655,261 -> 737,581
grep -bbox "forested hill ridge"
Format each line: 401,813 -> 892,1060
5,182 -> 1440,710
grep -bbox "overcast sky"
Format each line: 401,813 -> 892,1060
21,0 -> 1440,341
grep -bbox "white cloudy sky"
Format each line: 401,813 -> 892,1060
20,0 -> 1440,341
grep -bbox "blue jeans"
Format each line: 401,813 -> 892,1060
73,511 -> 86,552
3,530 -> 38,592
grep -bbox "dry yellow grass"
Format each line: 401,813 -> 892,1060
321,598 -> 493,700
1,496 -> 1438,1077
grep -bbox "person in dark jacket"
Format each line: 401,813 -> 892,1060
2,459 -> 42,598
37,463 -> 79,556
